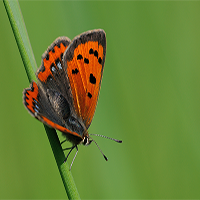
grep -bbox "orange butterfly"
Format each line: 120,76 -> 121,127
23,30 -> 122,169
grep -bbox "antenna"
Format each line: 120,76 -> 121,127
89,134 -> 122,143
89,136 -> 108,161
62,135 -> 122,170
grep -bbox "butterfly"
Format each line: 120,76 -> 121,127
23,29 -> 122,169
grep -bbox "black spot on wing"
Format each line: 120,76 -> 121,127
89,48 -> 93,54
90,73 -> 96,84
98,57 -> 102,64
94,50 -> 98,58
84,58 -> 89,64
72,68 -> 79,74
87,92 -> 92,98
61,53 -> 63,60
46,54 -> 49,60
77,54 -> 83,60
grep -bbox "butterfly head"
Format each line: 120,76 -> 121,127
82,135 -> 92,146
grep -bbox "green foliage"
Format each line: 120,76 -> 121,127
3,0 -> 80,199
1,1 -> 200,199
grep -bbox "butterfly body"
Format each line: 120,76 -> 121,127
24,30 -> 106,147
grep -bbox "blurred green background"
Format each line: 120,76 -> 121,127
1,1 -> 200,199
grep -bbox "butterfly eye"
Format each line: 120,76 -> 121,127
83,136 -> 91,146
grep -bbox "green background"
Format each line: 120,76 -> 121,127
1,1 -> 200,199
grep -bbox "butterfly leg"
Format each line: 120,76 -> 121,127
69,146 -> 78,170
64,145 -> 76,161
63,145 -> 78,170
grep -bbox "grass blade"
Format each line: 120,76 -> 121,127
3,0 -> 80,199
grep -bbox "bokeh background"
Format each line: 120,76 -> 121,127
1,1 -> 200,199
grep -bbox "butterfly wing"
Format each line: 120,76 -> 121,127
36,37 -> 74,108
23,81 -> 83,143
23,37 -> 83,143
63,29 -> 106,128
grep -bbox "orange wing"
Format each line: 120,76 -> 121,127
63,30 -> 106,128
23,82 -> 83,143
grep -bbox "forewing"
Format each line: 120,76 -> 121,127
63,29 -> 106,128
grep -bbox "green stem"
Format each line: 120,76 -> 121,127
3,1 -> 80,199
